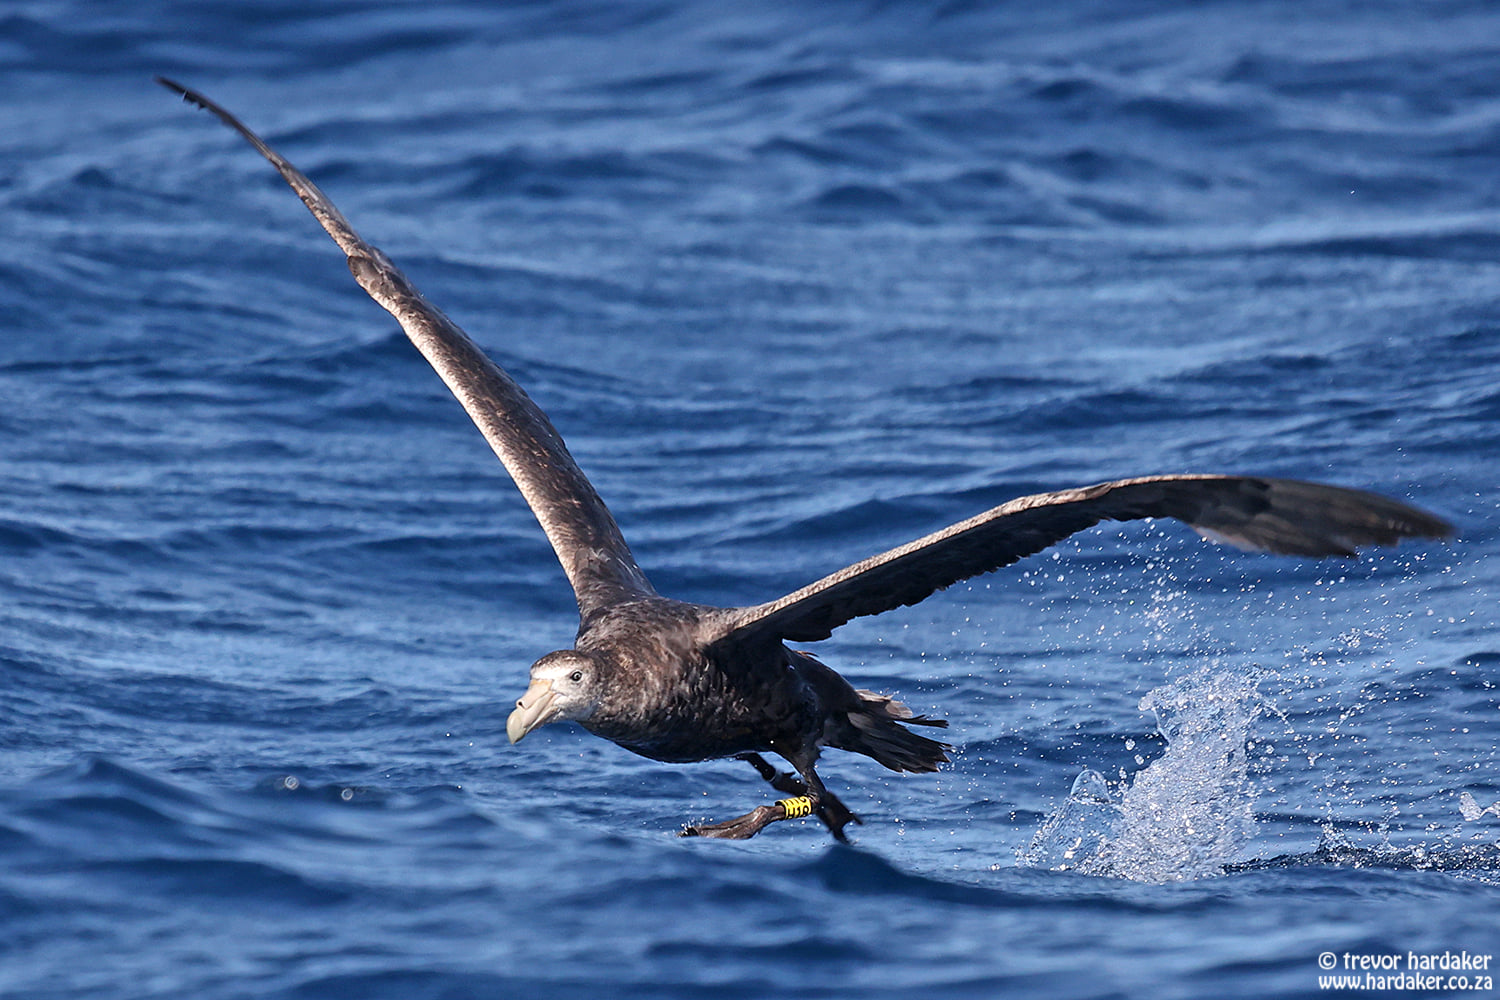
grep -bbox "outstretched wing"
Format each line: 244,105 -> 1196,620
718,475 -> 1451,644
160,78 -> 654,621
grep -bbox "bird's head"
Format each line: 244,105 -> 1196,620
506,649 -> 604,744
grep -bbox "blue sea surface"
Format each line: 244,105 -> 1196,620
3,2 -> 1499,997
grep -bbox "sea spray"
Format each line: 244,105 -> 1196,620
1020,669 -> 1265,881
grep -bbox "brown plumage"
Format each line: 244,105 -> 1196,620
161,79 -> 1452,842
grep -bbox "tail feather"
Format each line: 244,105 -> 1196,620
837,691 -> 951,773
856,689 -> 949,727
786,649 -> 950,773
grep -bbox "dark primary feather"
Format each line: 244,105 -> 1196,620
722,475 -> 1453,643
158,76 -> 1452,650
155,77 -> 653,621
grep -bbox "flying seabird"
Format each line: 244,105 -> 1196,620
160,79 -> 1453,842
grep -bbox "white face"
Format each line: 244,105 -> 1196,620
506,650 -> 602,744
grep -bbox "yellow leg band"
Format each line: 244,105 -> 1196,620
776,796 -> 814,819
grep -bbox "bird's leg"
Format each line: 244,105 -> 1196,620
737,753 -> 861,841
679,752 -> 805,839
739,751 -> 804,795
679,754 -> 860,842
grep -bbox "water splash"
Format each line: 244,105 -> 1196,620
1459,792 -> 1500,822
1019,669 -> 1265,882
1014,769 -> 1118,872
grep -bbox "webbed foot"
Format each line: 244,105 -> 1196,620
680,802 -> 789,840
814,793 -> 862,843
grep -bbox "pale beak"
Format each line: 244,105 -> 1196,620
506,679 -> 558,744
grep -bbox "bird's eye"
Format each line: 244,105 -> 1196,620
569,670 -> 584,683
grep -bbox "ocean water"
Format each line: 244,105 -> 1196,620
3,1 -> 1499,996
